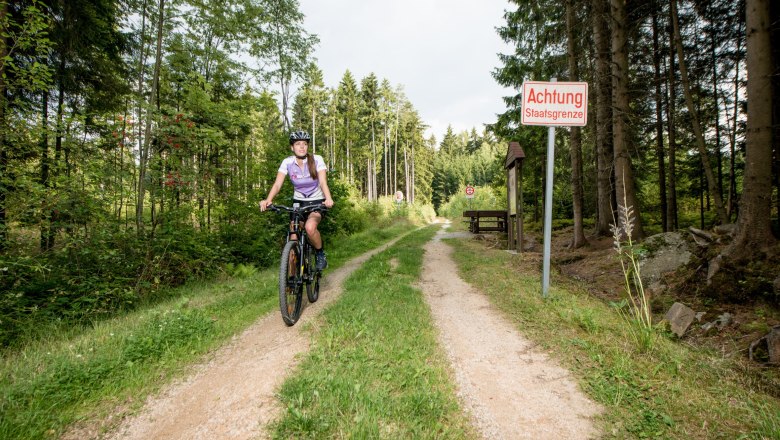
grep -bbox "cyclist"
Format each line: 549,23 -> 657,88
259,130 -> 334,270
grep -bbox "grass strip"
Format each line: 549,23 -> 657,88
448,237 -> 780,439
271,225 -> 475,439
0,219 -> 412,440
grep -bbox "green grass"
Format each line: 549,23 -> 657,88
270,226 -> 475,439
0,220 -> 413,440
447,237 -> 780,439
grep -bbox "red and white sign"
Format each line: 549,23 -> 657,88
521,81 -> 588,127
465,185 -> 475,198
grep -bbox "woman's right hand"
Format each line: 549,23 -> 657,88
259,199 -> 272,211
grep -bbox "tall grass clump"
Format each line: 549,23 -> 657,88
611,202 -> 655,352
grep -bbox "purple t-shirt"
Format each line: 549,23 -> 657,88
278,155 -> 327,201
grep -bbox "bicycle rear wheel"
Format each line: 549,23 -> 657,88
279,241 -> 304,326
306,247 -> 320,303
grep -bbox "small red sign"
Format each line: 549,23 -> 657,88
465,186 -> 475,197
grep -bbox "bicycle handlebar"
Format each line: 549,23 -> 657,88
267,203 -> 327,214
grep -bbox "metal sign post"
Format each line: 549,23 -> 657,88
542,120 -> 555,298
465,185 -> 475,210
520,78 -> 588,298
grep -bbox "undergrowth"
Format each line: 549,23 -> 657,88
0,219 -> 413,440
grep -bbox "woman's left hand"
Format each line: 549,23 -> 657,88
324,198 -> 334,208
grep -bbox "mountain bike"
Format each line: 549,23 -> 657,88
268,203 -> 326,326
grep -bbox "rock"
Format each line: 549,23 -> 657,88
688,227 -> 714,247
695,312 -> 706,322
707,254 -> 724,286
639,232 -> 693,286
749,326 -> 780,364
715,312 -> 733,329
690,235 -> 710,247
713,223 -> 737,236
647,280 -> 666,296
701,312 -> 733,332
701,321 -> 716,332
664,302 -> 696,337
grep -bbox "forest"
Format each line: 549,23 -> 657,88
0,0 -> 778,348
489,0 -> 778,301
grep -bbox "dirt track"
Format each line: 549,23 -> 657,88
419,224 -> 601,439
99,223 -> 601,439
104,234 -> 407,440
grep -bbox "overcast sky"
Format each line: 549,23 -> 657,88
296,0 -> 515,143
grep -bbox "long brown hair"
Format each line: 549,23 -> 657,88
306,153 -> 317,179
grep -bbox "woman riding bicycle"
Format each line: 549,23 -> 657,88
259,130 -> 334,270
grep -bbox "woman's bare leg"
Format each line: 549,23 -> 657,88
305,212 -> 323,249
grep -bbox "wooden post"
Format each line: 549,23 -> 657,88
505,142 -> 525,252
507,168 -> 514,249
517,159 -> 523,253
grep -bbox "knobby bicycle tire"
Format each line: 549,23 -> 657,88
306,246 -> 320,303
279,241 -> 304,326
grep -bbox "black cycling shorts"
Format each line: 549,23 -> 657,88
293,199 -> 326,219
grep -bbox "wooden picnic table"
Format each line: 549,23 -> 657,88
462,210 -> 508,233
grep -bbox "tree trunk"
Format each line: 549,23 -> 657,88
666,31 -> 679,231
771,0 -> 780,225
592,0 -> 613,236
567,0 -> 587,248
346,116 -> 351,183
711,33 -> 724,204
0,1 -> 7,250
410,144 -> 415,203
311,105 -> 316,154
611,0 -> 644,240
725,0 -> 775,258
371,122 -> 376,200
137,0 -> 165,234
723,17 -> 742,220
404,146 -> 409,202
118,99 -> 129,221
670,0 -> 728,224
366,158 -> 371,200
727,76 -> 737,219
330,118 -> 335,170
384,121 -> 388,196
394,101 -> 399,193
700,161 -> 705,228
40,92 -> 51,251
47,59 -> 67,250
652,10 -> 668,232
135,0 -> 149,230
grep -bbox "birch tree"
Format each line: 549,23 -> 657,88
137,0 -> 166,233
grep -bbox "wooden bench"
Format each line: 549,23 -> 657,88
462,210 -> 508,233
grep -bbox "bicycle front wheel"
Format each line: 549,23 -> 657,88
306,246 -> 320,303
279,241 -> 304,326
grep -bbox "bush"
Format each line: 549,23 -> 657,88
0,225 -> 227,347
438,185 -> 507,218
0,179 -> 421,348
323,178 -> 371,238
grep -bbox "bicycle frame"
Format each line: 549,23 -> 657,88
274,203 -> 323,262
268,203 -> 326,324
